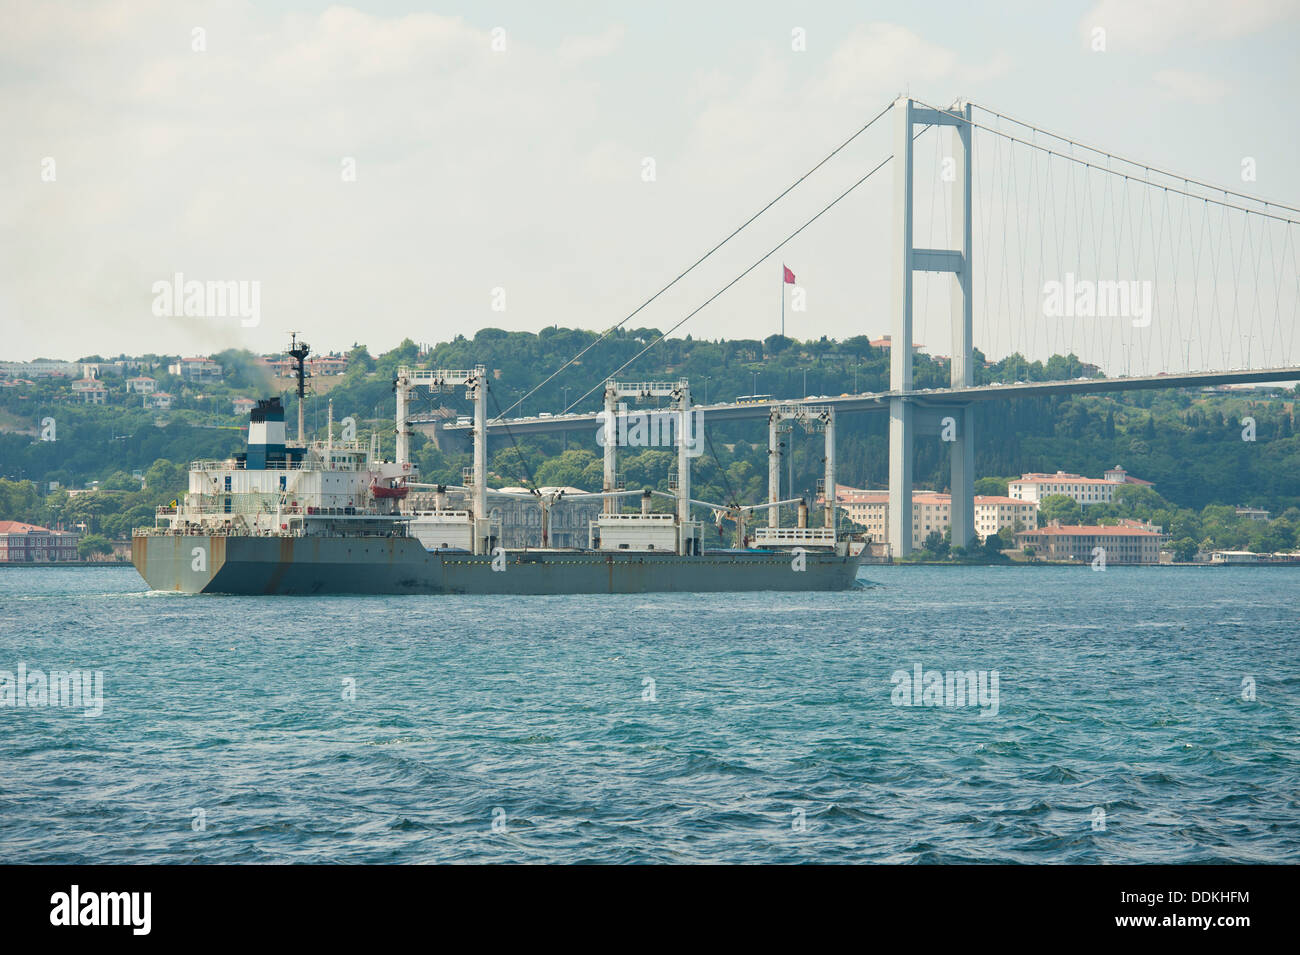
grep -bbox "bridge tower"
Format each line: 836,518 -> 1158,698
890,97 -> 974,555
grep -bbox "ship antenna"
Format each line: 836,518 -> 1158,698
287,332 -> 311,444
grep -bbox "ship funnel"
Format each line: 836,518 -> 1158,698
244,397 -> 290,469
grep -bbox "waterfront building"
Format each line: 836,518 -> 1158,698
1015,522 -> 1161,564
1009,464 -> 1153,506
0,521 -> 79,561
1211,550 -> 1262,563
836,488 -> 1037,551
974,495 -> 1040,540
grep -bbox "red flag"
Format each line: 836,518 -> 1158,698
783,265 -> 796,284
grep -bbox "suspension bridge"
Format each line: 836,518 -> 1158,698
430,96 -> 1300,555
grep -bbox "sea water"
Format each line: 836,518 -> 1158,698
1,565 -> 1296,863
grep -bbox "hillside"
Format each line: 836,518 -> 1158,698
1,329 -> 1296,551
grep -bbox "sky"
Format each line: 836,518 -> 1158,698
2,0 -> 1298,373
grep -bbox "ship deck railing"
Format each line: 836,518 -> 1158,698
156,502 -> 401,517
189,456 -> 370,472
134,525 -> 413,538
750,526 -> 838,547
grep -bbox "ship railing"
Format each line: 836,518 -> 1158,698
596,512 -> 676,523
399,367 -> 485,383
191,459 -> 363,472
134,523 -> 410,538
750,526 -> 838,547
159,501 -> 394,518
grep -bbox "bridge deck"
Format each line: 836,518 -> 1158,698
443,367 -> 1299,436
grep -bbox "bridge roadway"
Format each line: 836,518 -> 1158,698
432,367 -> 1300,437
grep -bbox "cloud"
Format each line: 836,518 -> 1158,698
558,25 -> 626,63
1078,0 -> 1300,53
10,4 -> 1222,371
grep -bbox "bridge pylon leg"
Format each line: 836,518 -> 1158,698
948,101 -> 975,552
888,96 -> 916,557
949,405 -> 975,550
888,397 -> 912,556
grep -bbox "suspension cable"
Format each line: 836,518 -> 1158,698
564,152 -> 895,410
486,386 -> 540,494
910,98 -> 1300,226
969,101 -> 1300,215
491,99 -> 897,421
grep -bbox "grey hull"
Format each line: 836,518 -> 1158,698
133,534 -> 863,595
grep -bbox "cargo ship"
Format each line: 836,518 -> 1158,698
132,345 -> 863,595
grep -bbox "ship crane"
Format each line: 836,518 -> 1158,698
599,379 -> 698,555
395,365 -> 490,554
761,403 -> 838,547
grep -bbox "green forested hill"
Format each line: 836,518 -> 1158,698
1,328 -> 1296,550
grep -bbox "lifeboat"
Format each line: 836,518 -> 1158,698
370,483 -> 409,500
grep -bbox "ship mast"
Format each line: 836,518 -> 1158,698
287,332 -> 310,445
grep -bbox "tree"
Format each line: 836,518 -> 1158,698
144,459 -> 185,494
77,533 -> 112,559
346,343 -> 375,373
981,534 -> 1008,560
1039,493 -> 1083,526
1172,537 -> 1198,562
922,530 -> 948,557
533,449 -> 601,490
975,476 -> 1009,496
102,470 -> 140,491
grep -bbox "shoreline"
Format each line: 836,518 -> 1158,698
4,559 -> 1296,570
0,561 -> 134,568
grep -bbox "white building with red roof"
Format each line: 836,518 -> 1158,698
834,488 -> 1037,552
1008,464 -> 1153,506
0,521 -> 79,561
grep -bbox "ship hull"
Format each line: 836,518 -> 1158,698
132,534 -> 863,595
